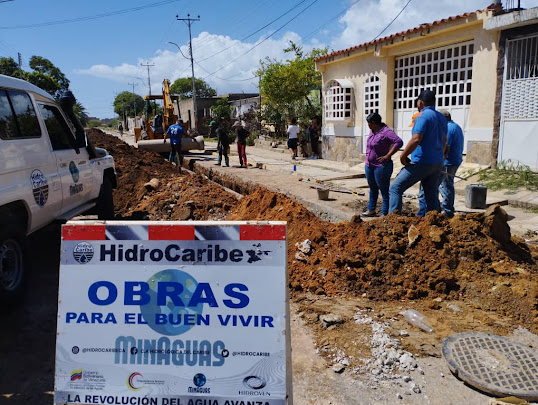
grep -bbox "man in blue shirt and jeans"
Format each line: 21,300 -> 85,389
388,90 -> 448,214
417,110 -> 464,217
164,119 -> 187,172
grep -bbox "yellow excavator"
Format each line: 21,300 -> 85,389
136,78 -> 204,153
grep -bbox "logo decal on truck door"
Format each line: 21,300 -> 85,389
30,169 -> 48,207
69,161 -> 79,182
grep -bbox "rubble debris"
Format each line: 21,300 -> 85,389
144,178 -> 160,191
408,225 -> 420,246
320,314 -> 344,329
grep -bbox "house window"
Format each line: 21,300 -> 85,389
364,76 -> 380,118
324,79 -> 353,121
394,41 -> 474,109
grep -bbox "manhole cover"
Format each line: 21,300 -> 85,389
442,332 -> 538,400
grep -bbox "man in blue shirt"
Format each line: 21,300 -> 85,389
164,119 -> 187,172
416,111 -> 464,217
388,90 -> 448,214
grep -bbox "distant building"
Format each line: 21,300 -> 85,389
178,93 -> 259,134
315,2 -> 538,170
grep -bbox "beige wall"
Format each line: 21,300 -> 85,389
316,11 -> 501,163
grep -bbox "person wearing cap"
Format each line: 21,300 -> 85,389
362,112 -> 403,217
164,119 -> 187,171
233,120 -> 249,168
388,89 -> 448,214
210,120 -> 230,167
416,110 -> 464,217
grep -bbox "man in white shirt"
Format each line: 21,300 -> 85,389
287,118 -> 300,160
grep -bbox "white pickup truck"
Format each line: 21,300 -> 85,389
0,74 -> 117,302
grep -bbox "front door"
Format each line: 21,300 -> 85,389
498,34 -> 538,170
38,103 -> 93,215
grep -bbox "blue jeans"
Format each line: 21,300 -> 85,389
388,162 -> 443,214
417,165 -> 459,217
365,161 -> 393,216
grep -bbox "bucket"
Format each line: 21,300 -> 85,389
317,188 -> 330,200
465,184 -> 487,209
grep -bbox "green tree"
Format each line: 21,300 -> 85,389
0,57 -> 21,77
74,101 -> 89,127
26,56 -> 70,95
257,42 -> 326,122
113,91 -> 145,118
170,77 -> 216,99
210,97 -> 233,121
0,55 -> 91,125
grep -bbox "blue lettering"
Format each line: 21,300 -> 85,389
124,281 -> 150,305
223,283 -> 249,308
157,282 -> 184,306
88,281 -> 117,305
188,283 -> 218,307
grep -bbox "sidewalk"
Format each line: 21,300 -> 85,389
105,130 -> 538,238
205,140 -> 538,237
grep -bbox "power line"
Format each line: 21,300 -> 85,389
202,0 -> 319,81
194,60 -> 257,82
197,0 -> 310,63
371,0 -> 413,41
0,0 -> 183,30
302,0 -> 362,42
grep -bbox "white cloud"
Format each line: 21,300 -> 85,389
332,0 -> 488,50
77,30 -> 308,97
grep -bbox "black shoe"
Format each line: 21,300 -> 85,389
361,210 -> 377,217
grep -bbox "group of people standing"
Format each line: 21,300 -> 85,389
287,117 -> 320,160
363,89 -> 464,218
210,120 -> 249,168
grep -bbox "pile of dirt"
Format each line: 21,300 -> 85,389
228,189 -> 538,330
88,129 -> 237,221
89,130 -> 538,331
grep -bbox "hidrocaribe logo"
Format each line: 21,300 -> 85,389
73,242 -> 94,264
127,372 -> 142,391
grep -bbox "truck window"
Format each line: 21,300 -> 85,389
39,104 -> 76,150
0,90 -> 41,140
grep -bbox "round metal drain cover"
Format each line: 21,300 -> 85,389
442,332 -> 538,400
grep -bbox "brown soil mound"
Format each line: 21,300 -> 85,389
89,129 -> 237,220
228,188 -> 538,330
89,130 -> 538,331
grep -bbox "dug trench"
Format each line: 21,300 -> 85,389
89,129 -> 538,396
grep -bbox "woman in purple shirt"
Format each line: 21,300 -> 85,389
363,113 -> 403,217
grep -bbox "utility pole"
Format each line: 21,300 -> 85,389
140,62 -> 155,96
176,13 -> 200,131
128,82 -> 138,125
17,52 -> 22,79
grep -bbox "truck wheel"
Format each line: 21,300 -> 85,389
0,230 -> 25,303
97,177 -> 114,220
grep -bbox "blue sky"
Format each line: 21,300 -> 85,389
1,0 -> 490,118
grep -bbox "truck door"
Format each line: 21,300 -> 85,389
0,89 -> 62,231
37,103 -> 93,215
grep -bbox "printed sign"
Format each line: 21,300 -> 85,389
55,221 -> 290,405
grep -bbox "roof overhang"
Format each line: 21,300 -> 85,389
325,79 -> 353,89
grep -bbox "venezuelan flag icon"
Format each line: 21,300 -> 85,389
70,369 -> 83,381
